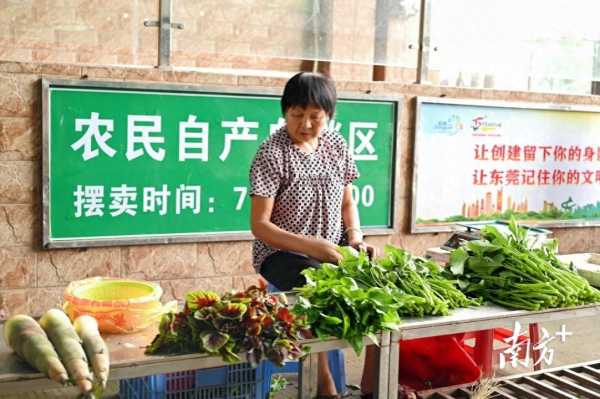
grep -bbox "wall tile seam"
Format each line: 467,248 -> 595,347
0,245 -> 39,250
0,61 -> 84,75
0,116 -> 36,121
33,250 -> 39,288
0,288 -> 29,293
123,274 -> 239,282
2,59 -> 598,105
149,275 -> 251,282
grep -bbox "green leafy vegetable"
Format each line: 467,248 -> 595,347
146,283 -> 307,367
293,246 -> 479,354
446,218 -> 600,310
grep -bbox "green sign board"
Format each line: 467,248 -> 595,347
42,79 -> 398,248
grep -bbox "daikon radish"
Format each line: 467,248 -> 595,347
74,315 -> 109,388
39,309 -> 93,394
3,314 -> 69,385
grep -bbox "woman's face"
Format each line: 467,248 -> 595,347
285,104 -> 328,145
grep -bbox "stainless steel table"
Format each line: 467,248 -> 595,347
0,322 -> 392,399
387,303 -> 600,399
3,304 -> 596,398
299,332 -> 391,399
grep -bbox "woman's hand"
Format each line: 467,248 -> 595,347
304,237 -> 343,264
348,237 -> 377,259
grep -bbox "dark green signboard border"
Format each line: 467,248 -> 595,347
42,78 -> 400,248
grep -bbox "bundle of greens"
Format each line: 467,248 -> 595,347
146,282 -> 308,367
293,246 -> 479,354
293,248 -> 402,354
447,219 -> 600,310
381,245 -> 481,317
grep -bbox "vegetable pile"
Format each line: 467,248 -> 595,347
4,309 -> 109,398
381,246 -> 481,317
146,282 -> 308,367
39,309 -> 94,394
292,246 -> 479,353
447,219 -> 600,310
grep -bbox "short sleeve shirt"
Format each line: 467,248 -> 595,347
249,126 -> 359,271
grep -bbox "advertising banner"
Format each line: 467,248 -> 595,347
412,97 -> 600,232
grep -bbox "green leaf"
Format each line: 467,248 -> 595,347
341,308 -> 351,338
365,332 -> 379,346
348,334 -> 365,355
186,290 -> 220,311
337,246 -> 359,260
449,247 -> 469,275
319,313 -> 342,325
466,239 -> 501,256
219,344 -> 241,363
216,302 -> 247,319
200,331 -> 229,352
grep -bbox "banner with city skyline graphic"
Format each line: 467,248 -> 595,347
411,97 -> 600,232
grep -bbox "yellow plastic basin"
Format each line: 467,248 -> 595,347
64,277 -> 176,334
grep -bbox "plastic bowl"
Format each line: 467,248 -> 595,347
64,277 -> 176,334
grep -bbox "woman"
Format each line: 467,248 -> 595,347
249,71 -> 375,399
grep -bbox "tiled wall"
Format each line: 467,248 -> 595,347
0,60 -> 599,318
0,0 -> 420,82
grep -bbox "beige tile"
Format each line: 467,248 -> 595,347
36,247 -> 121,287
189,71 -> 239,86
197,243 -> 217,277
0,61 -> 43,75
587,227 -> 600,251
38,62 -> 82,76
0,247 -> 35,289
389,231 -> 451,256
160,276 -> 234,302
0,73 -> 39,117
554,228 -> 593,254
0,205 -> 38,245
160,70 -> 197,84
232,274 -> 263,291
209,241 -> 254,275
26,286 -> 65,318
123,243 -> 198,280
0,117 -> 40,161
32,49 -> 77,65
0,289 -> 27,320
335,80 -> 375,94
441,86 -> 483,100
80,65 -> 128,80
238,75 -> 289,89
123,67 -> 164,83
0,161 -> 37,203
405,83 -> 444,98
481,88 -> 513,101
55,29 -> 99,48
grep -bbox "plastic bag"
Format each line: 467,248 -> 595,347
64,277 -> 177,334
398,333 -> 481,390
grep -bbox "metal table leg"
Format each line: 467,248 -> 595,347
388,332 -> 400,399
375,331 -> 391,399
299,352 -> 318,399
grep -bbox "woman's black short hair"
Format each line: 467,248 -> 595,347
281,72 -> 337,118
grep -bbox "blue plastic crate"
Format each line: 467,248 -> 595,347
261,350 -> 347,396
264,283 -> 347,395
119,363 -> 267,399
120,373 -> 168,399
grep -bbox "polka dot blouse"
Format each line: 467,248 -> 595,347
249,126 -> 359,271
